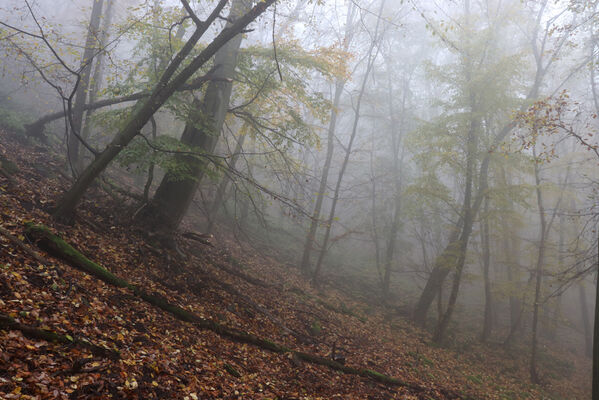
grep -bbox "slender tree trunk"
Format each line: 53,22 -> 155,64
382,64 -> 407,301
593,237 -> 599,400
53,0 -> 274,222
580,283 -> 593,357
79,0 -> 116,166
69,0 -> 105,174
300,4 -> 355,273
480,196 -> 492,342
530,148 -> 547,384
311,0 -> 385,283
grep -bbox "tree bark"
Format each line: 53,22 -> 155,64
529,147 -> 546,384
146,0 -> 250,233
79,0 -> 116,166
480,196 -> 492,342
69,0 -> 105,174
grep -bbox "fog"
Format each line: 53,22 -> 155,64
1,0 -> 598,397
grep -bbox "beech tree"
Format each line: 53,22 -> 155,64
52,0 -> 277,222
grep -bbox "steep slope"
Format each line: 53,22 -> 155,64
0,129 -> 591,399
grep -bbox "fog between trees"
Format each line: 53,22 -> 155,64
1,0 -> 598,396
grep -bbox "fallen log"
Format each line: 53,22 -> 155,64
23,223 -> 475,399
0,312 -> 119,360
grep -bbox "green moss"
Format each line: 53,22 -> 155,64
24,223 -> 130,288
467,374 -> 483,385
0,107 -> 32,135
310,319 -> 322,336
224,363 -> 241,378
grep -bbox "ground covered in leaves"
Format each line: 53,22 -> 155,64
0,129 -> 591,399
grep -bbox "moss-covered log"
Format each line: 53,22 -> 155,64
25,223 -> 130,288
0,312 -> 119,359
23,223 -> 474,399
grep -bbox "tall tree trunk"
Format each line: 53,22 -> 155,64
311,0 -> 385,283
382,63 -> 407,302
432,100 -> 478,343
480,196 -> 492,342
593,237 -> 599,400
79,0 -> 115,167
147,0 -> 250,234
69,0 -> 105,175
53,0 -> 275,222
580,283 -> 593,358
300,3 -> 355,273
530,147 -> 547,384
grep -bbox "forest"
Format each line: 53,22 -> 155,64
0,0 -> 598,398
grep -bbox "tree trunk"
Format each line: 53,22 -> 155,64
206,133 -> 247,233
69,0 -> 105,174
382,62 -> 407,301
79,0 -> 116,166
480,196 -> 492,342
311,0 -> 385,283
580,282 -> 593,358
300,3 -> 355,273
530,147 -> 547,384
52,0 -> 275,222
593,237 -> 599,400
146,0 -> 250,233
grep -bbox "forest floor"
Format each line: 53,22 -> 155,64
0,128 -> 591,399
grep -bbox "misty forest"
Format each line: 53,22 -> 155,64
0,0 -> 598,398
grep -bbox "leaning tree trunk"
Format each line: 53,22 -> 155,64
69,0 -> 105,174
52,0 -> 275,222
146,0 -> 250,234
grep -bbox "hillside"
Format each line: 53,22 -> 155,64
0,128 -> 591,399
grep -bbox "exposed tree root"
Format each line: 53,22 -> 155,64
24,223 -> 477,399
0,312 -> 119,360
